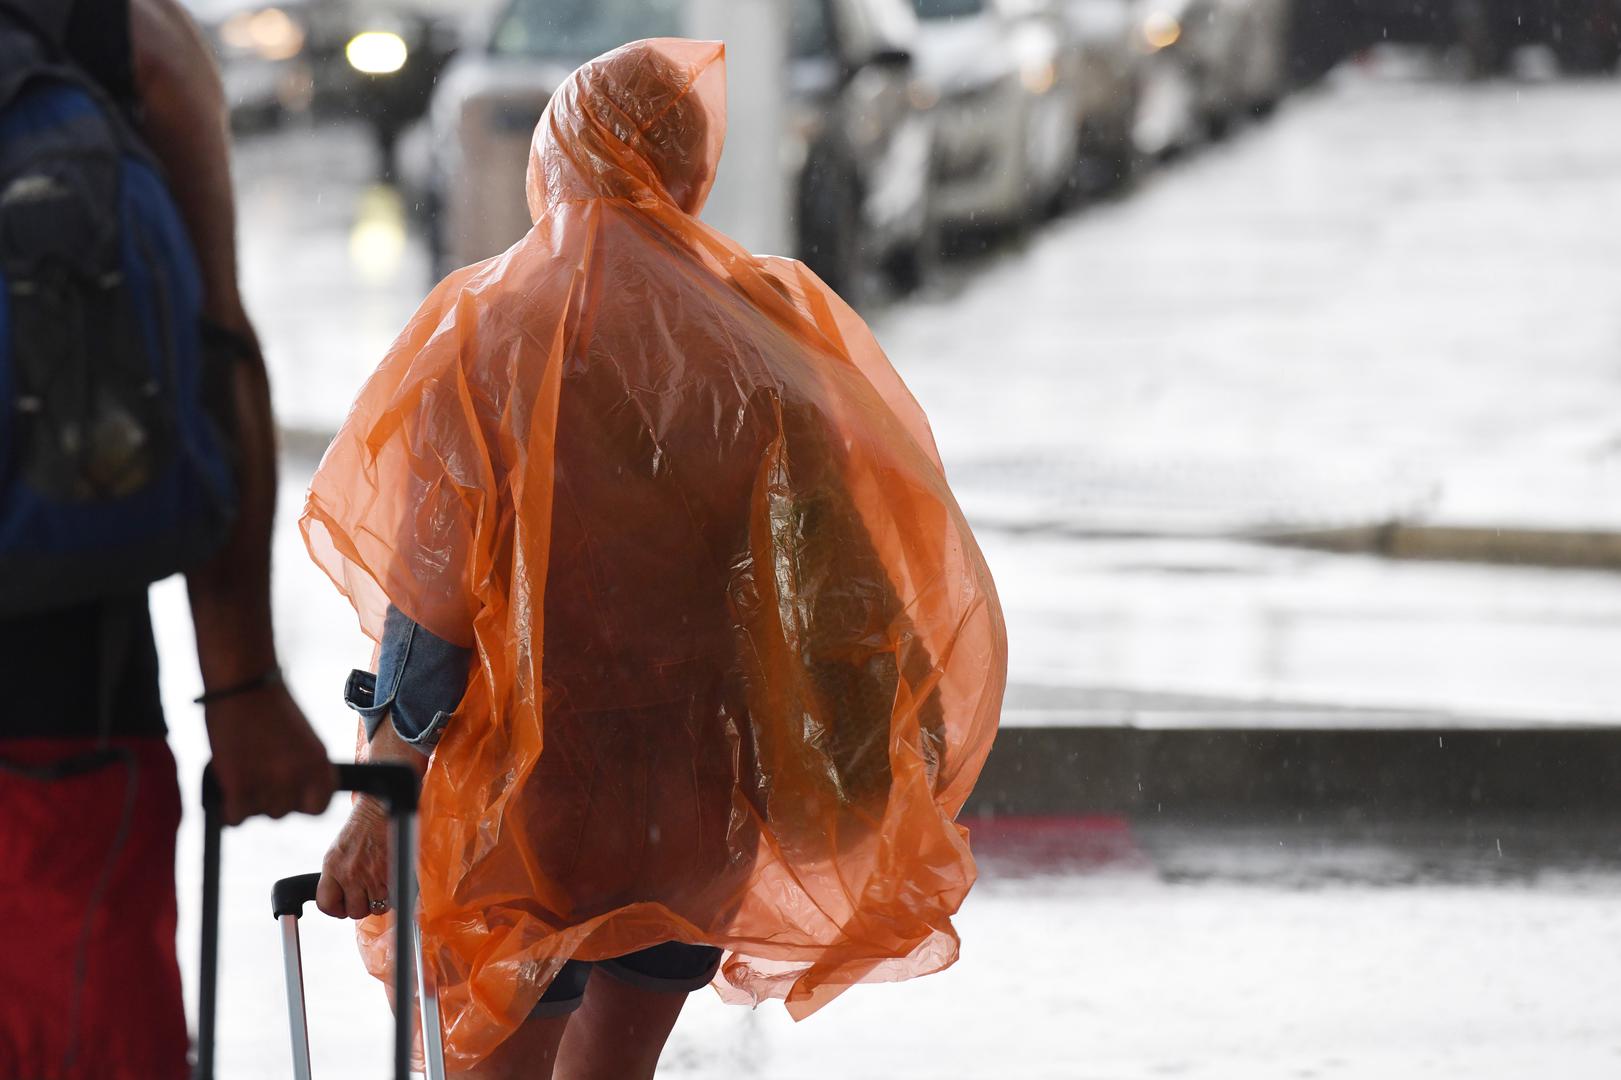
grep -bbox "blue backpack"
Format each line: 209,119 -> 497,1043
0,0 -> 237,617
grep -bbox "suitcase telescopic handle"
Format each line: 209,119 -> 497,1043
268,869 -> 449,1080
195,762 -> 421,1080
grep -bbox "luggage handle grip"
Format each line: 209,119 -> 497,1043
271,872 -> 322,919
201,761 -> 420,816
335,762 -> 420,812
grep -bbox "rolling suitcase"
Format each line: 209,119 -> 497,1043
194,762 -> 447,1080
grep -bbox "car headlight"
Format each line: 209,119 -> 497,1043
1019,58 -> 1057,95
346,31 -> 409,75
1141,11 -> 1181,51
219,7 -> 304,62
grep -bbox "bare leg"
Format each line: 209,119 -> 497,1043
449,1014 -> 570,1080
554,971 -> 689,1080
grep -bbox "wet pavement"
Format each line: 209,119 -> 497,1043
986,532 -> 1621,725
170,797 -> 1621,1078
233,124 -> 429,437
659,867 -> 1621,1079
655,816 -> 1621,1079
891,52 -> 1621,539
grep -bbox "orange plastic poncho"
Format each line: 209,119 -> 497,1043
301,38 -> 1007,1067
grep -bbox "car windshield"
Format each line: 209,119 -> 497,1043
491,0 -> 684,59
912,0 -> 984,19
792,0 -> 836,58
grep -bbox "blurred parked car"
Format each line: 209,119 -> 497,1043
419,0 -> 934,298
1130,0 -> 1214,154
1346,0 -> 1621,75
993,0 -> 1092,202
185,0 -> 324,124
187,0 -> 481,172
1056,0 -> 1145,187
1220,0 -> 1293,118
1129,0 -> 1291,155
913,0 -> 1081,228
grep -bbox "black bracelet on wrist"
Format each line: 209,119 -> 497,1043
195,666 -> 284,706
199,316 -> 261,364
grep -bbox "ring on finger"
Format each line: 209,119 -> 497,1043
369,898 -> 389,915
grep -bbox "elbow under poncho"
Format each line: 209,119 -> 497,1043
302,37 -> 1007,1068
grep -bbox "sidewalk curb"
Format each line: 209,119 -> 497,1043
961,726 -> 1621,821
1264,522 -> 1621,572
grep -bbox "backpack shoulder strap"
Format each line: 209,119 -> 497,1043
0,2 -> 64,113
0,0 -> 74,45
0,0 -> 157,172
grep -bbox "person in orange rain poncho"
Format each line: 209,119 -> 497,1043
302,37 -> 1007,1078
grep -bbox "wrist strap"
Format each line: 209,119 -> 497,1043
199,317 -> 261,364
195,666 -> 283,707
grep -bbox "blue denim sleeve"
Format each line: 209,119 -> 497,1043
343,605 -> 472,755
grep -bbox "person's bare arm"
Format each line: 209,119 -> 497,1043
131,0 -> 332,823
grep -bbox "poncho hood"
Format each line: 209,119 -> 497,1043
527,38 -> 727,220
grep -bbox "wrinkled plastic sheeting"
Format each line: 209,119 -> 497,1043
301,38 -> 1006,1069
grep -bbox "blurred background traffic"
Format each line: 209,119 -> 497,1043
187,0 -> 1621,296
169,1 -> 1621,1075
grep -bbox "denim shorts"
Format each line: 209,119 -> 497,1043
529,942 -> 724,1017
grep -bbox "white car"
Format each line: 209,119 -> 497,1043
1216,0 -> 1291,120
1130,0 -> 1291,155
419,0 -> 934,299
1022,0 -> 1145,188
913,0 -> 1082,228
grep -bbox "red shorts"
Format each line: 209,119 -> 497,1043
0,737 -> 189,1079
